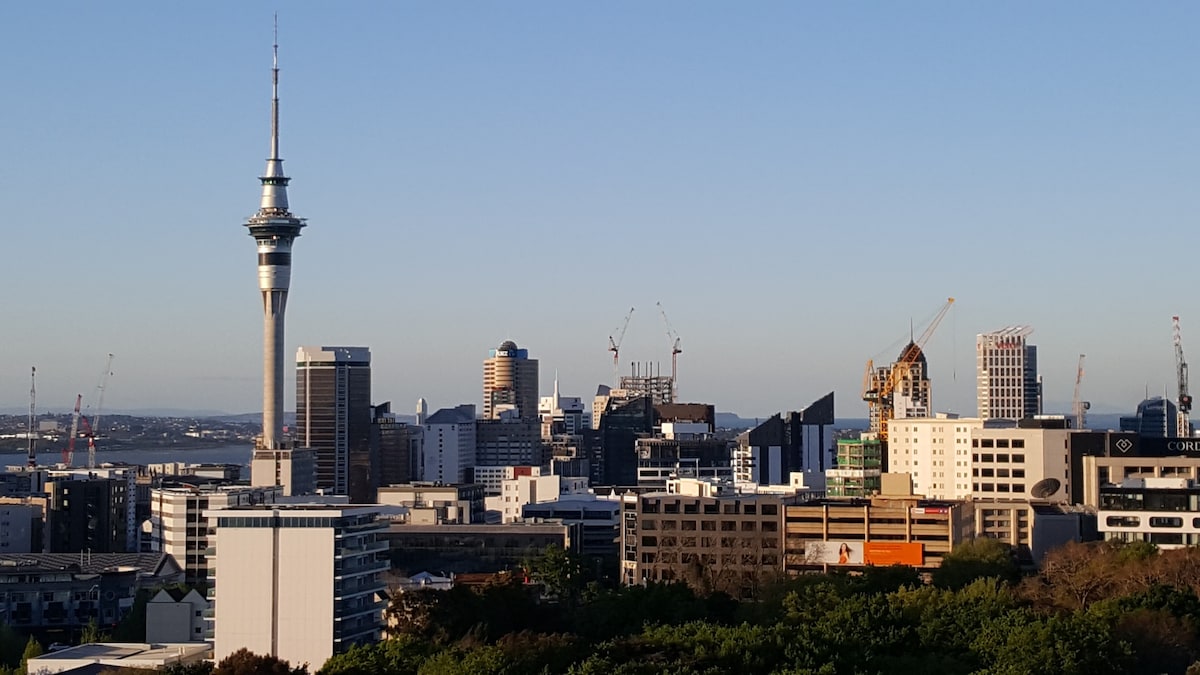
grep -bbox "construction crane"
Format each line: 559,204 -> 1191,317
862,297 -> 955,442
87,354 -> 114,469
657,301 -> 682,400
62,394 -> 82,466
1175,316 -> 1192,437
1071,354 -> 1090,431
26,367 -> 36,469
607,308 -> 634,386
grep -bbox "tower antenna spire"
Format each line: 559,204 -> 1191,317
271,13 -> 280,160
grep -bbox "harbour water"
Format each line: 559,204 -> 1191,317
10,444 -> 255,468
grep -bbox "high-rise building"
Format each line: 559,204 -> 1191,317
208,505 -> 387,667
296,346 -> 372,498
147,485 -> 281,586
977,327 -> 1041,421
371,402 -> 423,488
482,341 -> 539,420
1120,397 -> 1177,438
421,405 -> 477,483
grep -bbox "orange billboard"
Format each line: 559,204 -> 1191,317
864,542 -> 924,566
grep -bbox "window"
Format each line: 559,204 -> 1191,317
1107,515 -> 1140,527
1150,516 -> 1183,529
997,454 -> 1010,462
1012,439 -> 1025,449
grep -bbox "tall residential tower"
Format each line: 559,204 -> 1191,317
247,29 -> 306,451
976,326 -> 1041,421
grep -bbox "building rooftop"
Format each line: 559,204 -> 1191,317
30,642 -> 212,671
0,553 -> 177,577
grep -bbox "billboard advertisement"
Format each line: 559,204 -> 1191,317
804,541 -> 924,566
864,542 -> 924,566
804,541 -> 863,565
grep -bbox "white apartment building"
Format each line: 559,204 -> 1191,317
421,405 -> 476,484
888,417 -> 1070,502
208,505 -> 387,669
147,485 -> 282,586
498,469 -> 589,523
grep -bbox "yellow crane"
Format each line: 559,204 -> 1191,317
862,297 -> 955,442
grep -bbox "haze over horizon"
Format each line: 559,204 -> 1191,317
3,3 -> 1198,422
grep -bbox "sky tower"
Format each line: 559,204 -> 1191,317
247,21 -> 305,450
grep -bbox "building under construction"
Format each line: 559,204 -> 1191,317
865,344 -> 932,435
618,362 -> 675,405
862,298 -> 954,441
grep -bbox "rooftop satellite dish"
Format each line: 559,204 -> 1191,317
1030,477 -> 1062,499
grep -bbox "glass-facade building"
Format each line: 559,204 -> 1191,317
297,346 -> 372,499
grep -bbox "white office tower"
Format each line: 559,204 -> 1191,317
977,327 -> 1041,421
208,505 -> 387,669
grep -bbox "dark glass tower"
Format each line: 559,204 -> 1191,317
296,346 -> 372,497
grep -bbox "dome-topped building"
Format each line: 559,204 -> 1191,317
483,340 -> 539,420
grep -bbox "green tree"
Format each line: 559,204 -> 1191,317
212,648 -> 307,675
933,538 -> 1020,590
18,636 -> 42,675
317,636 -> 434,675
524,544 -> 586,607
81,617 -> 111,644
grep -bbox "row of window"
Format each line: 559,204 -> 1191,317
1105,515 -> 1199,529
973,483 -> 1027,494
972,453 -> 1027,463
641,502 -> 779,516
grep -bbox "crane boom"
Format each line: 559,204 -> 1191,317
62,394 -> 82,466
1072,354 -> 1089,431
89,354 -> 114,469
863,297 -> 955,441
1175,316 -> 1191,437
607,308 -> 634,386
657,302 -> 682,401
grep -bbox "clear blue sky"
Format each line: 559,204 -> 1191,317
2,2 -> 1198,418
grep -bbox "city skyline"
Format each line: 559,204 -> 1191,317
3,3 -> 1199,419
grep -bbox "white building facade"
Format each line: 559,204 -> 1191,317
208,505 -> 387,670
421,405 -> 476,484
147,485 -> 282,585
888,417 -> 1070,502
976,327 -> 1041,421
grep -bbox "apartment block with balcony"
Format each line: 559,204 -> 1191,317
207,505 -> 388,668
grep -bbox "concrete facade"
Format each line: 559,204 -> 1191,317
208,505 -> 387,670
